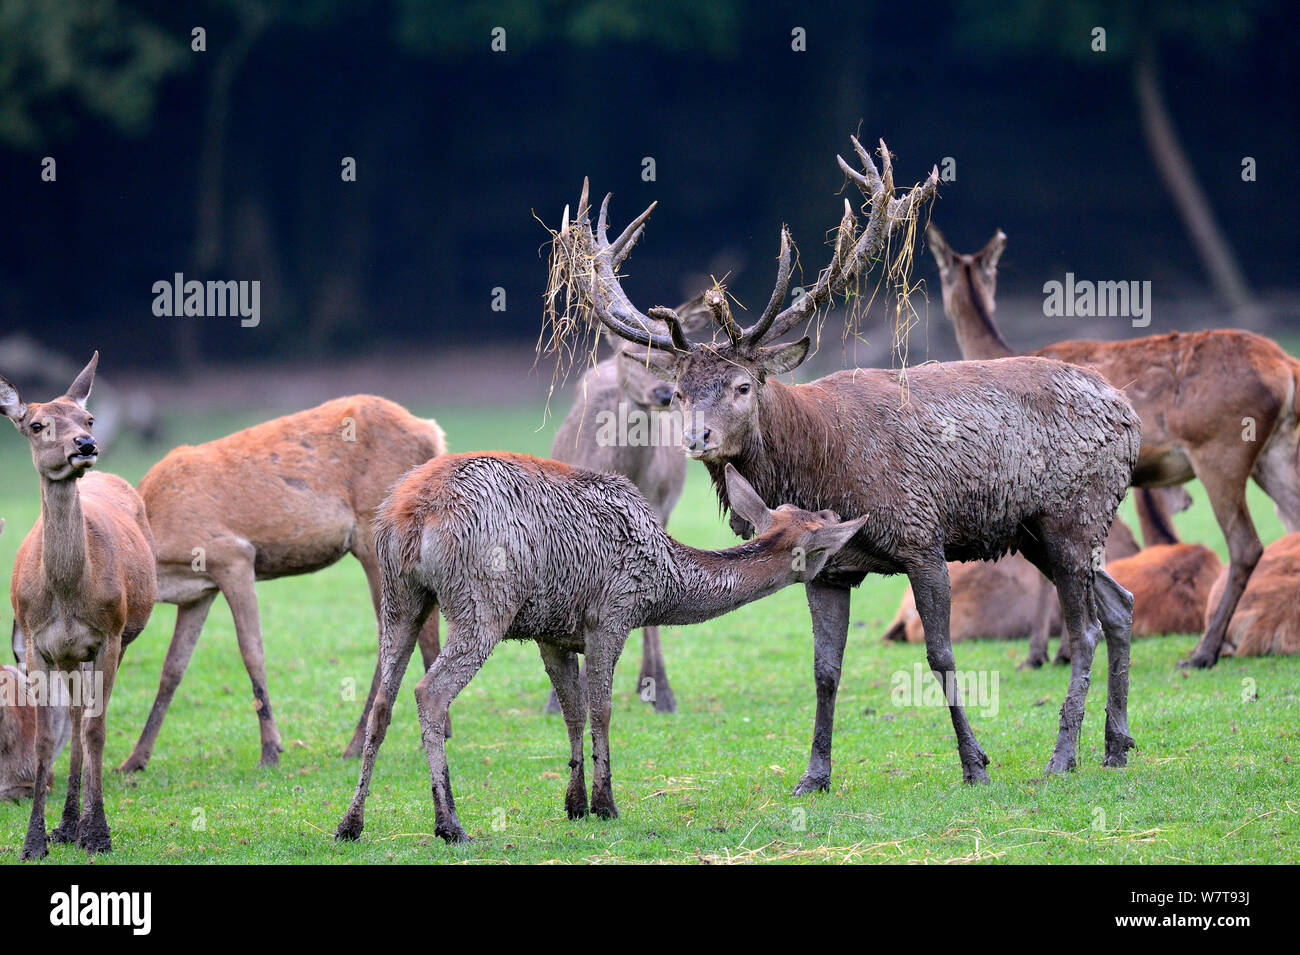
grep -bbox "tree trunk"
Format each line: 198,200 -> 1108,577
1133,43 -> 1257,316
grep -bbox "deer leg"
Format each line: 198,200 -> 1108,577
335,585 -> 430,841
1094,570 -> 1136,767
50,673 -> 82,844
19,666 -> 57,861
413,624 -> 496,843
909,556 -> 991,784
1046,569 -> 1101,775
209,552 -> 282,767
584,629 -> 626,820
538,643 -> 588,820
1186,465 -> 1263,668
639,626 -> 676,713
119,592 -> 217,772
794,581 -> 851,796
76,645 -> 119,853
1020,572 -> 1059,670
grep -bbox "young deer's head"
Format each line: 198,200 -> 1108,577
612,295 -> 710,411
0,352 -> 101,482
554,138 -> 937,463
724,464 -> 867,581
926,225 -> 1005,329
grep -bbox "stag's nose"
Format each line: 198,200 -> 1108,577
683,427 -> 711,453
73,436 -> 97,455
650,383 -> 673,407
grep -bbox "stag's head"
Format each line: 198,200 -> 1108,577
553,138 -> 938,463
0,352 -> 101,482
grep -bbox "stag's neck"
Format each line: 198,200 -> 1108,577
646,537 -> 792,627
951,263 -> 1014,360
39,477 -> 91,594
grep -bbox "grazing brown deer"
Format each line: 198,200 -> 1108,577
549,138 -> 1142,791
927,225 -> 1300,668
334,453 -> 866,842
544,296 -> 710,714
117,396 -> 446,772
1205,532 -> 1300,656
1,354 -> 157,858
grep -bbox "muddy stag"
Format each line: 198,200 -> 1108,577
1,354 -> 157,858
927,226 -> 1300,668
545,296 -> 710,714
335,453 -> 866,842
551,138 -> 1143,790
117,396 -> 446,772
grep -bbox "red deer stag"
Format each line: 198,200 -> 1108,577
550,139 -> 1142,791
334,454 -> 865,842
2,354 -> 157,858
544,295 -> 711,714
1205,532 -> 1300,656
117,396 -> 446,772
927,226 -> 1300,668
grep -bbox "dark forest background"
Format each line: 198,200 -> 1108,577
1,0 -> 1297,373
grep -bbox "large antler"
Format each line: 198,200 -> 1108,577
555,179 -> 694,353
741,137 -> 939,347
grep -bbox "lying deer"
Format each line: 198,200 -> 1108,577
545,297 -> 710,714
1,354 -> 157,858
1205,532 -> 1300,656
551,138 -> 1142,791
117,396 -> 446,772
334,453 -> 865,842
927,225 -> 1300,668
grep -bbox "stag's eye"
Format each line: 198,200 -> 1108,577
29,421 -> 43,434
736,382 -> 751,396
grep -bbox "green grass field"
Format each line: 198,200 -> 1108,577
1,400 -> 1297,864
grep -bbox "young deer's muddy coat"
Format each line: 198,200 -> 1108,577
334,453 -> 865,842
550,140 -> 1142,790
1,354 -> 157,858
118,396 -> 447,771
545,298 -> 709,714
928,225 -> 1300,668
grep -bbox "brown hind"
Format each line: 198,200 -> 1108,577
928,225 -> 1300,668
1206,532 -> 1300,656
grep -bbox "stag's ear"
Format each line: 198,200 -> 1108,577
808,514 -> 868,556
756,336 -> 810,379
0,373 -> 26,426
64,351 -> 98,409
975,230 -> 1006,272
927,224 -> 955,271
619,346 -> 680,383
724,464 -> 772,536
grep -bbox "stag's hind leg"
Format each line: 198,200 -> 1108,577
909,553 -> 991,784
1094,570 -> 1135,767
1045,567 -> 1101,776
538,643 -> 588,819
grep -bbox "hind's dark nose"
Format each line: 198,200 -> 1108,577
74,436 -> 97,455
650,383 -> 673,407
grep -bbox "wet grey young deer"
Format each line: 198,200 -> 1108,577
334,452 -> 865,843
550,138 -> 1142,793
545,295 -> 711,714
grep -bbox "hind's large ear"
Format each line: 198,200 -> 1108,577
975,230 -> 1006,272
724,464 -> 772,536
927,224 -> 955,271
619,345 -> 680,383
756,336 -> 810,379
0,373 -> 26,426
671,292 -> 713,334
65,351 -> 98,409
808,514 -> 868,556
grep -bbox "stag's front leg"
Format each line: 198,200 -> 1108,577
50,674 -> 82,844
413,625 -> 494,843
795,581 -> 851,795
538,643 -> 588,819
909,557 -> 991,784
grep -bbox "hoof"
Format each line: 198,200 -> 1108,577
335,816 -> 364,841
1045,753 -> 1076,775
115,754 -> 148,774
565,789 -> 590,820
541,692 -> 562,716
76,817 -> 112,854
1180,653 -> 1217,670
652,686 -> 678,714
20,836 -> 48,861
51,821 -> 79,845
591,791 -> 619,820
963,749 -> 992,784
435,823 -> 471,844
1017,656 -> 1047,671
1103,734 -> 1135,768
258,745 -> 281,768
792,774 -> 830,796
